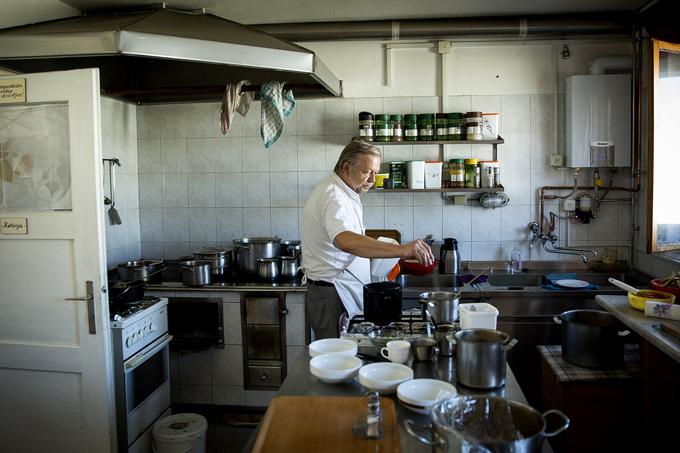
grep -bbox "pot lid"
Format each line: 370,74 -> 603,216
195,245 -> 229,255
234,237 -> 282,244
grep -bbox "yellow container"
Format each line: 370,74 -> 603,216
374,173 -> 389,189
628,290 -> 675,311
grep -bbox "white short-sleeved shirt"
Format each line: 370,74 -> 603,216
301,173 -> 365,281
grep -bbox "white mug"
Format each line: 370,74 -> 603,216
380,340 -> 411,364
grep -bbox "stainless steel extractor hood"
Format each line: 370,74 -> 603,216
0,6 -> 342,103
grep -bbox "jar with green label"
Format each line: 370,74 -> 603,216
390,114 -> 403,142
358,111 -> 375,141
450,159 -> 465,188
404,114 -> 418,141
435,113 -> 449,140
374,114 -> 392,142
417,113 -> 434,141
465,158 -> 480,188
447,113 -> 464,140
389,161 -> 407,188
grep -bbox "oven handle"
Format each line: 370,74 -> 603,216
124,334 -> 173,373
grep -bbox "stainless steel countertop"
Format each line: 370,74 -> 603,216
596,295 -> 680,364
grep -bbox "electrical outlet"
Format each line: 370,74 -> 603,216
452,195 -> 467,205
550,154 -> 564,167
562,198 -> 576,211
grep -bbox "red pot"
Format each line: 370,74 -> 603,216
400,259 -> 436,275
650,279 -> 680,297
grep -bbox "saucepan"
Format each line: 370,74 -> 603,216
346,268 -> 402,326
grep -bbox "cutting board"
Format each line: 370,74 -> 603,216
252,396 -> 401,453
365,229 -> 401,244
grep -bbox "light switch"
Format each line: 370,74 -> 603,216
550,154 -> 564,167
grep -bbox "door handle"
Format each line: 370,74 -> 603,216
65,280 -> 96,334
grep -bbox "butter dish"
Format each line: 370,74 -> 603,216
645,301 -> 680,320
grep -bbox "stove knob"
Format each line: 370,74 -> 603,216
149,322 -> 156,332
125,336 -> 132,347
137,329 -> 143,338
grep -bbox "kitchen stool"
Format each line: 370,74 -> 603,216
538,344 -> 642,453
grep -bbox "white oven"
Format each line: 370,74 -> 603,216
110,298 -> 172,453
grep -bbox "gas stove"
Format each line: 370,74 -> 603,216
109,296 -> 165,325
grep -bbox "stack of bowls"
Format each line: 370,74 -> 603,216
308,338 -> 360,384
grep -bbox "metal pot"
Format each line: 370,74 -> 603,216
280,240 -> 302,266
108,279 -> 145,305
117,259 -> 164,283
405,396 -> 569,453
279,255 -> 300,280
364,281 -> 402,326
193,246 -> 232,277
180,260 -> 212,287
419,291 -> 460,324
455,329 -> 517,389
233,237 -> 281,275
554,309 -> 630,368
256,257 -> 279,281
433,324 -> 457,356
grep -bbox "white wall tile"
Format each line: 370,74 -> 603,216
163,208 -> 190,242
212,386 -> 245,406
530,129 -> 554,170
297,99 -> 325,136
412,97 -> 439,114
189,208 -> 216,242
282,106 -> 298,136
471,95 -> 501,114
442,205 -> 471,242
270,172 -> 298,207
414,206 -> 442,241
500,132 -> 531,169
211,345 -> 243,386
471,209 -> 501,241
215,173 -> 243,207
325,98 -> 354,134
141,242 -> 164,259
137,105 -> 160,139
363,207 -> 385,229
354,98 -> 384,119
187,103 -> 214,138
500,95 -> 531,132
383,144 -> 412,163
164,241 -> 191,260
501,204 -> 531,241
445,96 -> 471,112
160,139 -> 188,173
298,171 -> 326,206
178,350 -> 212,384
214,137 -> 242,172
385,192 -> 413,207
188,173 -> 215,207
269,136 -> 298,171
503,169 -> 531,205
271,207 -> 299,239
298,136 -> 327,171
242,172 -> 271,207
471,241 -> 501,261
140,208 -> 163,242
187,138 -> 214,173
241,101 -> 261,137
244,208 -> 271,236
383,97 -> 413,114
162,173 -> 188,207
138,139 -> 161,173
530,94 -> 555,134
325,135 -> 353,171
216,208 -> 244,242
385,206 -> 414,242
160,104 -> 187,139
138,174 -> 162,208
242,136 -> 270,172
362,192 -> 384,207
222,302 -> 242,345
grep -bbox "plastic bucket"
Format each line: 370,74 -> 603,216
459,303 -> 499,330
152,413 -> 208,453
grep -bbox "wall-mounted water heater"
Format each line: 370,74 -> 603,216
565,74 -> 631,168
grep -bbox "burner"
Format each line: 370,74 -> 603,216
110,296 -> 162,321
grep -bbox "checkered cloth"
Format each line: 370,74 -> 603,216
538,344 -> 641,382
260,81 -> 295,149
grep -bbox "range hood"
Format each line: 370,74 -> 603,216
0,7 -> 342,103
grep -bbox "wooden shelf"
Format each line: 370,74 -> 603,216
355,136 -> 504,145
371,185 -> 505,193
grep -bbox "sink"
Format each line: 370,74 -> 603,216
395,274 -> 464,288
487,274 -> 544,287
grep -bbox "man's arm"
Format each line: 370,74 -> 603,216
334,231 -> 434,265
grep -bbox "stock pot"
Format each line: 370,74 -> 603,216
180,260 -> 212,287
419,291 -> 460,324
455,329 -> 517,389
233,237 -> 281,275
193,246 -> 231,277
117,260 -> 163,283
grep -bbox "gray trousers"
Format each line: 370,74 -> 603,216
305,283 -> 346,340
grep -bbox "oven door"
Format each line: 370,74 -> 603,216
123,334 -> 173,448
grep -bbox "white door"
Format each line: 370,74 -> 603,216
0,69 -> 114,453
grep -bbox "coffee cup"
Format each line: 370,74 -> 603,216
411,337 -> 439,361
380,340 -> 411,364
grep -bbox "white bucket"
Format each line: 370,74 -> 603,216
152,413 -> 208,453
459,303 -> 499,330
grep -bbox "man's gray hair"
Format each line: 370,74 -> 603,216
333,139 -> 382,173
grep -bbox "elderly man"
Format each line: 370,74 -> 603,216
301,139 -> 434,339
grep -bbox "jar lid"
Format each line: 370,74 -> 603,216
450,158 -> 465,163
375,114 -> 391,120
417,113 -> 434,119
390,114 -> 403,120
464,158 -> 479,164
390,161 -> 404,165
404,114 -> 418,120
447,112 -> 464,119
358,111 -> 374,119
435,113 -> 448,118
465,111 -> 483,117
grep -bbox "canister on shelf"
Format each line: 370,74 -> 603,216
450,159 -> 465,188
447,113 -> 464,140
465,158 -> 480,188
479,161 -> 494,188
391,114 -> 403,142
424,161 -> 443,189
404,114 -> 418,141
464,111 -> 483,141
435,113 -> 449,140
407,160 -> 426,189
358,111 -> 374,141
374,114 -> 392,142
482,113 -> 500,140
417,113 -> 434,141
493,163 -> 501,187
389,161 -> 407,189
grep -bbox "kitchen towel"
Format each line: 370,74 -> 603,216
542,273 -> 599,291
260,81 -> 295,149
220,80 -> 255,135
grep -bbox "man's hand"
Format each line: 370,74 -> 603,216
401,239 -> 435,265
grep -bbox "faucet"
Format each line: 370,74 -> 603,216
528,222 -> 540,249
528,222 -> 598,263
542,236 -> 588,262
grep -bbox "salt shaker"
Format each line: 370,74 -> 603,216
352,392 -> 382,439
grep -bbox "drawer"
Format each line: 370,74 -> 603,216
245,297 -> 281,325
246,325 -> 282,360
247,366 -> 282,388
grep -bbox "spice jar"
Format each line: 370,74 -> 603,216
389,161 -> 407,189
491,161 -> 501,187
375,114 -> 392,142
465,158 -> 480,188
435,113 -> 449,140
417,113 -> 434,141
404,114 -> 418,141
358,111 -> 374,141
465,111 -> 483,141
450,159 -> 465,188
390,114 -> 403,142
479,161 -> 494,188
447,113 -> 464,140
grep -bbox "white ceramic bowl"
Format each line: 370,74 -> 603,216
309,353 -> 362,384
397,379 -> 457,414
358,362 -> 414,394
309,338 -> 358,357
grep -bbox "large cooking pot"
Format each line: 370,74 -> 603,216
554,309 -> 630,368
455,329 -> 517,389
405,396 -> 569,453
233,237 -> 281,275
117,260 -> 164,283
256,257 -> 279,281
364,281 -> 402,326
193,246 -> 232,277
419,291 -> 460,324
180,260 -> 212,287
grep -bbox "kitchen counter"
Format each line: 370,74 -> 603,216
146,280 -> 307,292
595,295 -> 680,364
259,350 -> 553,453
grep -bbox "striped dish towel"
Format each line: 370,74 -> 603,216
260,81 -> 295,149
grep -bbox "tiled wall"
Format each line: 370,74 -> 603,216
136,96 -> 631,263
101,97 -> 140,269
